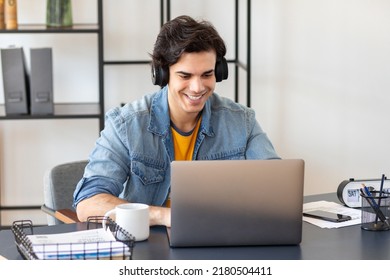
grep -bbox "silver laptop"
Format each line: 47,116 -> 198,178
167,159 -> 305,247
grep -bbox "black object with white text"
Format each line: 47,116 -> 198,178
337,177 -> 390,208
303,210 -> 352,223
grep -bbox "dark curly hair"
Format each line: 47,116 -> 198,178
151,15 -> 227,71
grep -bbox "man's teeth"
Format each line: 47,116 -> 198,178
188,95 -> 202,100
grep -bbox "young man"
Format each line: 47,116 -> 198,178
73,15 -> 279,227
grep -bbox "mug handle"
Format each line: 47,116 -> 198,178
102,208 -> 116,230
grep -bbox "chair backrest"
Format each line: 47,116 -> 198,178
43,160 -> 88,225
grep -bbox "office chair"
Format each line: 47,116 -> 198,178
42,160 -> 88,225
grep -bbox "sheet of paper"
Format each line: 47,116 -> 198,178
27,228 -> 115,244
26,228 -> 130,260
303,200 -> 362,228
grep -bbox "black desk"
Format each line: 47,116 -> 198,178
1,193 -> 390,260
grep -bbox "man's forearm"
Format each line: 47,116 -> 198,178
76,193 -> 127,222
76,194 -> 171,227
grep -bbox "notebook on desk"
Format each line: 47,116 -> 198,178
167,159 -> 305,247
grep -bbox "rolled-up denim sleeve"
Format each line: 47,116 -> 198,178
73,177 -> 124,208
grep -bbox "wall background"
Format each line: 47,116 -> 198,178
252,0 -> 390,197
1,0 -> 390,225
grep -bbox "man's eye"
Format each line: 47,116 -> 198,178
202,71 -> 214,78
180,75 -> 190,79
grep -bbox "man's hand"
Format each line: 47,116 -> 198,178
149,205 -> 171,227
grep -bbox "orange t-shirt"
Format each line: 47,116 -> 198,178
171,117 -> 201,161
167,118 -> 202,207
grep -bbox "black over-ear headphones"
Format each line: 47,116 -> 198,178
151,57 -> 228,87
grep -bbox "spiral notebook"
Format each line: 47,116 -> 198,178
167,159 -> 305,247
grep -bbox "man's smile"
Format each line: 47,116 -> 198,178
185,93 -> 206,100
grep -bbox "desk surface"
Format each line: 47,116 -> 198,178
1,193 -> 390,260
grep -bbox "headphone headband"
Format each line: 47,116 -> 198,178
151,57 -> 228,87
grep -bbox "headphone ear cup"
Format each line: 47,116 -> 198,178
151,64 -> 169,87
215,57 -> 228,82
151,63 -> 159,85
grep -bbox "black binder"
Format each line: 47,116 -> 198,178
30,48 -> 54,115
1,47 -> 30,115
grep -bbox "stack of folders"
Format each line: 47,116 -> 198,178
1,46 -> 54,115
11,219 -> 135,260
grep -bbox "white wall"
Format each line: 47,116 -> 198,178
1,0 -> 390,225
252,0 -> 390,195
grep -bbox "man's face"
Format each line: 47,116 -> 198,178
167,51 -> 217,120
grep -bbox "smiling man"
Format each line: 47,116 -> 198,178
73,15 -> 279,227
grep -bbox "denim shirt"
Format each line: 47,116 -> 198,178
73,87 -> 279,208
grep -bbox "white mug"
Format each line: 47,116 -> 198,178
102,203 -> 150,241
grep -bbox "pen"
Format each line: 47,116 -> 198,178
376,174 -> 386,223
362,185 -> 379,208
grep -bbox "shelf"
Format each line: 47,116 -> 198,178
0,103 -> 101,120
104,60 -> 151,65
0,205 -> 41,210
0,24 -> 100,33
0,0 -> 104,228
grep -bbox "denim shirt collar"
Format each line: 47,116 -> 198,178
148,86 -> 215,138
